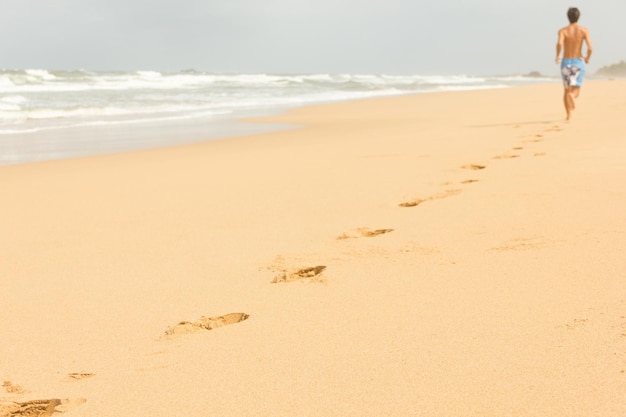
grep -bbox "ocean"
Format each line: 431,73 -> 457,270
0,69 -> 555,166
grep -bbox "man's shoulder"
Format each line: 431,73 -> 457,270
559,24 -> 589,35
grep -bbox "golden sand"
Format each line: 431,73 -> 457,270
1,81 -> 625,417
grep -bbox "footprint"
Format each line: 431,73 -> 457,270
66,373 -> 95,381
144,350 -> 167,357
399,189 -> 462,208
534,152 -> 547,157
398,199 -> 424,208
337,228 -> 393,240
489,237 -> 548,251
0,399 -> 86,417
512,147 -> 524,150
493,154 -> 520,159
165,313 -> 250,336
522,134 -> 545,143
564,318 -> 589,330
460,179 -> 479,184
461,164 -> 486,170
545,125 -> 563,132
2,382 -> 25,395
271,266 -> 327,284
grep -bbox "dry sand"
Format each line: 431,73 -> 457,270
1,81 -> 625,417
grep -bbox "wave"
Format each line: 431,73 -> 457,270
0,69 -> 554,136
0,69 -> 554,93
0,109 -> 233,135
0,69 -> 556,165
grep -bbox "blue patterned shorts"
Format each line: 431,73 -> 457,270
561,58 -> 585,88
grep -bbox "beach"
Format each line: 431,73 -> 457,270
1,81 -> 625,416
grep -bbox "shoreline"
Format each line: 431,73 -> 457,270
0,82 -> 555,168
0,106 -> 296,167
1,80 -> 625,417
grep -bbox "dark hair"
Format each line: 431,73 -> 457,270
567,7 -> 580,23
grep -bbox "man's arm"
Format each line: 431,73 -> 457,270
555,29 -> 564,63
583,28 -> 593,63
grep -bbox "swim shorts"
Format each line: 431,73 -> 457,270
561,58 -> 585,88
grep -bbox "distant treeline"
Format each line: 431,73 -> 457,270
596,60 -> 626,76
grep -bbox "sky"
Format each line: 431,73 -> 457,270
1,0 -> 624,76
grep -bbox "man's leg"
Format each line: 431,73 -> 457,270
563,88 -> 575,120
560,61 -> 584,120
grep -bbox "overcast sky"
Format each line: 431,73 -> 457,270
1,0 -> 624,75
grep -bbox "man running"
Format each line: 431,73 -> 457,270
556,7 -> 593,120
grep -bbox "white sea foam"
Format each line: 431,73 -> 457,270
2,95 -> 28,104
24,69 -> 56,80
0,68 -> 556,165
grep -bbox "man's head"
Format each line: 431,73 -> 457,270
567,7 -> 580,23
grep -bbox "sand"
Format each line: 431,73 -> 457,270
1,81 -> 625,417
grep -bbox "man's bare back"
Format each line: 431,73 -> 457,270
557,24 -> 592,62
555,8 -> 593,120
